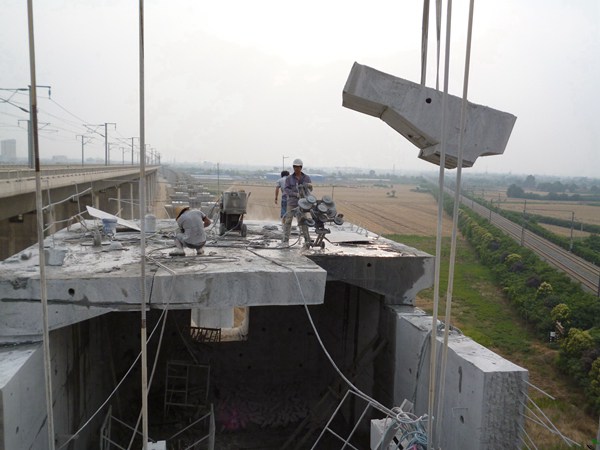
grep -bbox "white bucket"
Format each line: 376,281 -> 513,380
144,214 -> 156,233
45,248 -> 67,266
102,218 -> 118,235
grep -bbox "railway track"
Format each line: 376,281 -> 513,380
458,192 -> 600,295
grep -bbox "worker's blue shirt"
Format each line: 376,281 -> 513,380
284,172 -> 312,208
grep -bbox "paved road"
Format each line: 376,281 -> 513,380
453,189 -> 600,296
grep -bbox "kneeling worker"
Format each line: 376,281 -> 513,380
170,206 -> 212,256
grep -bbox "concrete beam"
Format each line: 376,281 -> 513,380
379,306 -> 528,449
342,62 -> 517,169
307,237 -> 433,304
0,220 -> 435,343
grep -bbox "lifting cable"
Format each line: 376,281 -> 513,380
26,1 -> 56,448
426,0 -> 453,445
420,0 -> 430,86
434,1 -> 475,445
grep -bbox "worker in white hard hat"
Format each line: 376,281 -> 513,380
281,158 -> 312,245
170,205 -> 212,256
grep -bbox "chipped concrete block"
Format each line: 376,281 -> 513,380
342,62 -> 517,169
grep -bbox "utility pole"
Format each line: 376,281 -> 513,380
75,135 -> 92,166
104,123 -> 116,165
120,147 -> 125,165
520,200 -> 527,246
569,211 -> 574,252
83,122 -> 115,165
282,155 -> 289,171
129,137 -> 138,165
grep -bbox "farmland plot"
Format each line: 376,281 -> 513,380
230,182 -> 453,237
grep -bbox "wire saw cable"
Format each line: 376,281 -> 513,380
520,397 -> 579,447
245,249 -> 408,424
56,301 -> 170,450
434,0 -> 475,443
519,423 -> 538,450
125,256 -> 178,450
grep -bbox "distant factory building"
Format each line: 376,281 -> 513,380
265,172 -> 325,183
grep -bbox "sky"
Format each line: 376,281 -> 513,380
0,0 -> 598,177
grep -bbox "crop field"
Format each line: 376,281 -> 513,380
228,181 -> 454,237
479,190 -> 600,227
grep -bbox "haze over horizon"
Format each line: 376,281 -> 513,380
1,0 -> 598,178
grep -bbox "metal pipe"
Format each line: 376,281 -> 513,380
138,0 -> 149,447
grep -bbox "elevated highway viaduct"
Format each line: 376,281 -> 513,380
0,165 -> 160,260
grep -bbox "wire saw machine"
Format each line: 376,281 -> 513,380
294,184 -> 344,249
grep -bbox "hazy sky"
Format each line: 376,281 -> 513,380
1,0 -> 598,177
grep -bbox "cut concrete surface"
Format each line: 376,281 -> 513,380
0,219 -> 433,342
343,62 -> 517,169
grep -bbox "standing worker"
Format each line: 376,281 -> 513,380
275,170 -> 290,222
170,206 -> 212,256
282,158 -> 312,245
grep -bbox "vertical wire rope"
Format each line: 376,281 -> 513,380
421,0 -> 430,86
434,0 -> 475,443
137,0 -> 149,447
27,1 -> 56,448
427,0 -> 453,447
435,0 -> 442,89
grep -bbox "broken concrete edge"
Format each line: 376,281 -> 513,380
342,62 -> 517,169
384,305 -> 528,449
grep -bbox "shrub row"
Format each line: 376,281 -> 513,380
468,195 -> 600,266
436,189 -> 600,413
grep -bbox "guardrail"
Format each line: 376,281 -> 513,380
0,164 -> 159,181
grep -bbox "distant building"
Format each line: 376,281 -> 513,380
265,172 -> 326,183
0,139 -> 17,162
51,155 -> 68,163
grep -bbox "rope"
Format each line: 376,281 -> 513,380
245,249 -> 403,421
519,423 -> 538,450
435,0 -> 442,89
56,305 -> 169,449
435,0 -> 475,441
125,259 -> 177,449
420,0 -> 430,85
427,0 -> 453,445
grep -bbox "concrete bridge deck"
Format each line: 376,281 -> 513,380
0,218 -> 433,343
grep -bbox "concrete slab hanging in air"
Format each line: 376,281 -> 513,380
342,62 -> 517,169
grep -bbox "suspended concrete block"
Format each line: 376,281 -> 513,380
342,62 -> 517,169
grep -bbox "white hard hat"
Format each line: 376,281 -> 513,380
293,158 -> 303,166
